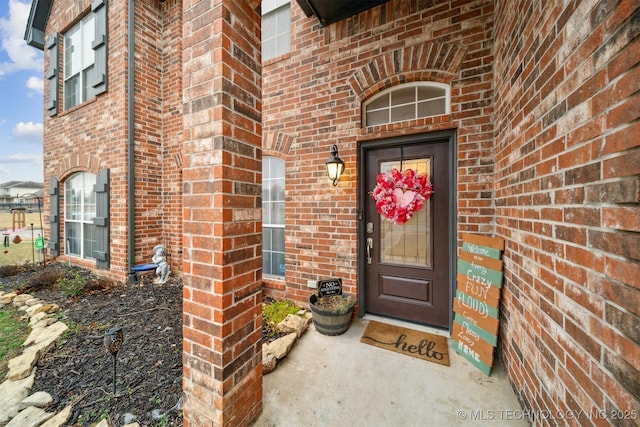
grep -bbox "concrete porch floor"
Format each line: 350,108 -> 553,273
253,315 -> 529,426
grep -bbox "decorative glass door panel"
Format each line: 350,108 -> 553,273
379,159 -> 432,268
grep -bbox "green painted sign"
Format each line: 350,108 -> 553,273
462,242 -> 502,260
456,234 -> 505,376
454,339 -> 492,376
34,236 -> 44,250
457,259 -> 503,288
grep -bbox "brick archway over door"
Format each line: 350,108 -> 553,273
348,41 -> 467,100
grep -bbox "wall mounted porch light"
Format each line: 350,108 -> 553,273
326,144 -> 345,186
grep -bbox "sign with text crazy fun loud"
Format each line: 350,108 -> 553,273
453,233 -> 505,376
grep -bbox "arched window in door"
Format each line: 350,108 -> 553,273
363,82 -> 450,127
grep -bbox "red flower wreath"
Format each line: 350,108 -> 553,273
370,168 -> 433,225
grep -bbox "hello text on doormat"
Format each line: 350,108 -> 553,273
360,320 -> 450,367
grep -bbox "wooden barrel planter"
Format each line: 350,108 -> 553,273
309,294 -> 354,336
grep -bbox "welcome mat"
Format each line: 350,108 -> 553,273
360,320 -> 450,367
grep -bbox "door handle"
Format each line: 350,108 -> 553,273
366,237 -> 373,264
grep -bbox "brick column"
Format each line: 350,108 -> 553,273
182,1 -> 262,426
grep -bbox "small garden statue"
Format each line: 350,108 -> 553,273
152,244 -> 170,284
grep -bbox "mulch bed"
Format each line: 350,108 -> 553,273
0,263 -> 183,426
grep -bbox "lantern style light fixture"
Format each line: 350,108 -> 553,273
326,144 -> 345,186
104,327 -> 124,395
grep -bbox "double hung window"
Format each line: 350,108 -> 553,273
262,0 -> 290,61
64,14 -> 96,109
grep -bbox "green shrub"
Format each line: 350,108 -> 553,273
262,299 -> 304,341
57,272 -> 88,297
263,299 -> 301,325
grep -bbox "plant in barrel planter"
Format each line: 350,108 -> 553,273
309,278 -> 355,336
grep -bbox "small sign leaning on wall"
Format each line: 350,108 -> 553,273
453,233 -> 505,376
317,278 -> 343,297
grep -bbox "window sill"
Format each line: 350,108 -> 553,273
263,52 -> 291,67
57,96 -> 98,118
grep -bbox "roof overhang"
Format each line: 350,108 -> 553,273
24,0 -> 53,50
296,0 -> 390,27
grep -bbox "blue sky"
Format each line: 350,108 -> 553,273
0,0 -> 44,184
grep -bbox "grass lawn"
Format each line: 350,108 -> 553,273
0,211 -> 46,266
0,241 -> 38,266
0,307 -> 30,379
0,211 -> 44,230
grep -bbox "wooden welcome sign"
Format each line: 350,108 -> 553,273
453,233 -> 505,376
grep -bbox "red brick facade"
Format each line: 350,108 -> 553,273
262,0 -> 497,305
34,0 -> 638,425
494,0 -> 640,421
42,0 -> 183,280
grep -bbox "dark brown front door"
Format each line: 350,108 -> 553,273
362,134 -> 452,328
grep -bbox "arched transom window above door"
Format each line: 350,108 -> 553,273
363,82 -> 450,127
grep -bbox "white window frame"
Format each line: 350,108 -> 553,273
262,156 -> 285,279
64,172 -> 97,260
63,14 -> 96,109
363,82 -> 451,127
261,0 -> 290,61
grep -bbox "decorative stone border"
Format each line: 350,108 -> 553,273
0,289 -> 159,427
0,294 -> 310,426
262,310 -> 312,374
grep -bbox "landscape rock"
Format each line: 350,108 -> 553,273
39,303 -> 60,314
20,390 -> 53,409
278,314 -> 309,337
5,405 -> 52,427
122,423 -> 141,427
267,333 -> 297,359
0,372 -> 36,423
32,316 -> 57,329
0,291 -> 17,304
262,346 -> 277,374
122,413 -> 138,424
25,298 -> 42,307
8,322 -> 69,380
25,303 -> 44,317
94,418 -> 113,427
39,404 -> 73,427
150,409 -> 163,420
28,312 -> 48,326
7,347 -> 39,380
23,324 -> 47,347
12,293 -> 33,307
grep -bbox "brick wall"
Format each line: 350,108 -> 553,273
44,0 -> 129,280
42,0 -> 183,281
181,1 -> 263,425
262,0 -> 496,304
494,0 -> 640,422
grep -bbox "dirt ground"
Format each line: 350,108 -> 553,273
0,263 -> 183,426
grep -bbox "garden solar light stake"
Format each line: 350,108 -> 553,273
104,327 -> 124,396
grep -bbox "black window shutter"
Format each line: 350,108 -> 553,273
46,34 -> 59,116
93,169 -> 110,269
47,176 -> 60,255
92,0 -> 108,95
